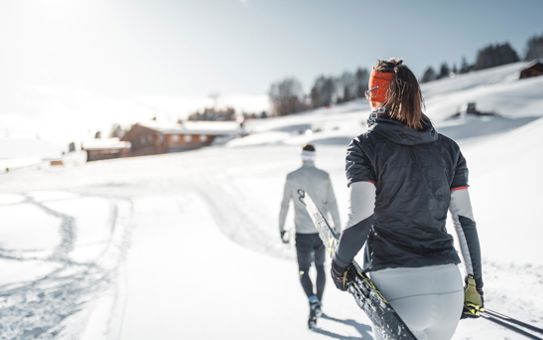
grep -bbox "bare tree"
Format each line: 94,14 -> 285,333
354,68 -> 369,98
209,92 -> 220,109
310,76 -> 336,108
109,124 -> 126,138
268,77 -> 306,116
336,71 -> 357,103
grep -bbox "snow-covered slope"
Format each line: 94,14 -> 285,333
0,137 -> 66,172
231,62 -> 543,148
421,62 -> 531,98
1,119 -> 542,339
1,63 -> 542,339
425,72 -> 543,121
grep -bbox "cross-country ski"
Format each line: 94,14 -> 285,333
299,189 -> 416,339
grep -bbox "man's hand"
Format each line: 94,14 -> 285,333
462,275 -> 484,319
330,260 -> 352,291
280,230 -> 290,244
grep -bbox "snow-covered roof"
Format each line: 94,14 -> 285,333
138,121 -> 244,136
523,58 -> 543,68
82,138 -> 131,150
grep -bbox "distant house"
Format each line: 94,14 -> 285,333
121,121 -> 244,156
82,138 -> 131,162
448,102 -> 498,120
520,60 -> 543,79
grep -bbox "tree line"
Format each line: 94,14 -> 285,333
269,68 -> 369,116
270,31 -> 543,116
421,31 -> 543,83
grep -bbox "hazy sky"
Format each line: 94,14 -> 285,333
2,0 -> 542,96
0,0 -> 542,140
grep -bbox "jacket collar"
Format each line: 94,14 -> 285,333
368,109 -> 437,145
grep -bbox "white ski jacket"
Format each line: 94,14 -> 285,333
279,161 -> 341,234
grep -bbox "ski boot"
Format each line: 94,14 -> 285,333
307,295 -> 320,329
314,300 -> 323,317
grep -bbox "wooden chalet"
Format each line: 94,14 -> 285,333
520,60 -> 543,79
82,138 -> 131,162
121,121 -> 244,156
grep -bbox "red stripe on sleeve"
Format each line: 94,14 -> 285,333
451,185 -> 469,191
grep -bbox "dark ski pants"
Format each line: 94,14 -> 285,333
295,233 -> 326,301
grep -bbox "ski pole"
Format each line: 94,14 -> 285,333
482,308 -> 543,335
480,314 -> 542,340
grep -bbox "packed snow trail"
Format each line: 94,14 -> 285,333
1,62 -> 543,338
118,193 -> 370,339
1,121 -> 542,338
0,193 -> 132,340
191,176 -> 293,261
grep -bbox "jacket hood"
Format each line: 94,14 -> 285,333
368,111 -> 438,145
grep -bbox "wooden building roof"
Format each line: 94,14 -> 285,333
137,121 -> 244,136
82,138 -> 131,151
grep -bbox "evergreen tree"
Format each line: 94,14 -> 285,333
421,66 -> 437,83
438,63 -> 450,79
459,56 -> 471,74
451,64 -> 458,75
473,43 -> 520,70
525,32 -> 543,61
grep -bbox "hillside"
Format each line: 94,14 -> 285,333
231,61 -> 543,148
1,62 -> 542,339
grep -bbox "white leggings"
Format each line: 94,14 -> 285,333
369,264 -> 464,340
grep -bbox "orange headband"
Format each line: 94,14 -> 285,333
368,69 -> 394,106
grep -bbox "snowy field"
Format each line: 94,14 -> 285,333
1,63 -> 543,339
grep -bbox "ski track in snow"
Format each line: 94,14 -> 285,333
191,176 -> 294,262
0,63 -> 543,340
1,145 -> 542,339
25,195 -> 76,263
0,194 -> 133,340
483,261 -> 543,325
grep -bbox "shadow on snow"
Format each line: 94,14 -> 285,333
313,314 -> 374,340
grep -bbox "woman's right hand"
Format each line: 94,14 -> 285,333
331,260 -> 353,291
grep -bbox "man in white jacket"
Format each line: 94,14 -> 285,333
279,144 -> 341,326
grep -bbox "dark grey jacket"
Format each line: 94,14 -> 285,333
337,114 -> 472,273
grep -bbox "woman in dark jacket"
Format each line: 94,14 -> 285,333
330,59 -> 484,340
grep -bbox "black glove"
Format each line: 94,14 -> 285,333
461,275 -> 484,319
330,260 -> 353,291
280,230 -> 290,244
